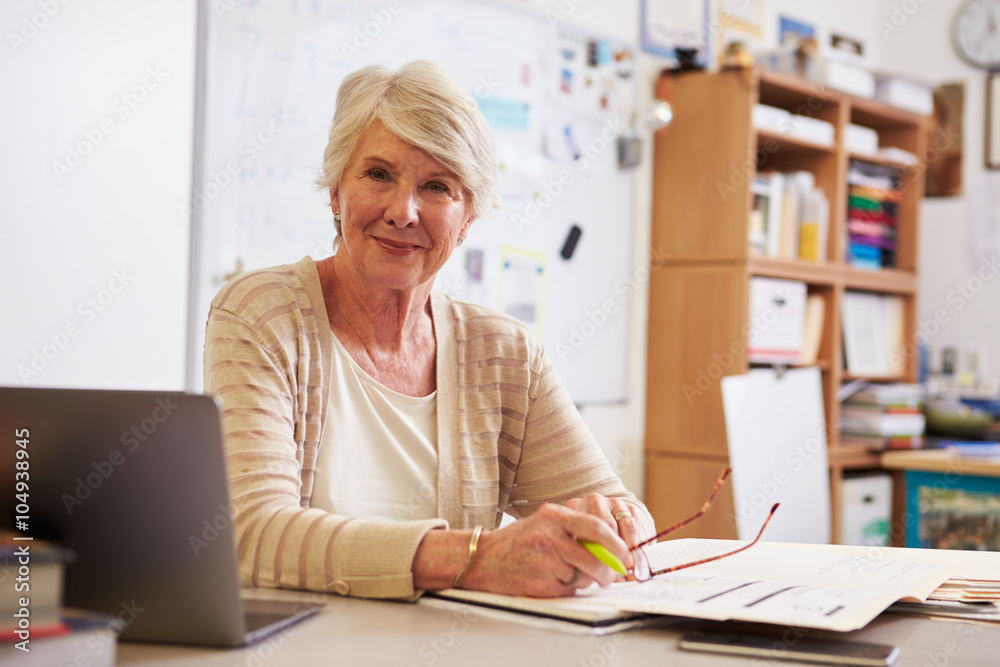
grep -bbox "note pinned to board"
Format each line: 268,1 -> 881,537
721,367 -> 831,544
499,247 -> 546,338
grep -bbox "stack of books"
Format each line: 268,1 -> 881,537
846,160 -> 900,269
749,171 -> 829,262
0,533 -> 121,666
840,383 -> 925,449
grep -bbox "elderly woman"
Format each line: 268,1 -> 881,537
204,60 -> 654,600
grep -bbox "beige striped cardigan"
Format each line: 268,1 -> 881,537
204,257 -> 654,599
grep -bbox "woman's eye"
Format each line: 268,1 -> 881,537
425,181 -> 450,193
366,168 -> 390,181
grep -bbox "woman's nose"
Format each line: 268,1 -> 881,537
384,184 -> 418,227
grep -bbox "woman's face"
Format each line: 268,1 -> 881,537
332,121 -> 474,294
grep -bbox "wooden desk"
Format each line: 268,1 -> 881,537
881,450 -> 1000,549
116,589 -> 1000,667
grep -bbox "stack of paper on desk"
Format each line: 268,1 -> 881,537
565,540 -> 954,632
434,539 -> 980,633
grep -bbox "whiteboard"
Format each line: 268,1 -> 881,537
191,0 -> 638,403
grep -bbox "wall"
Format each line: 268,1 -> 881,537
0,0 -> 196,390
872,0 -> 1000,386
1,0 -> 950,505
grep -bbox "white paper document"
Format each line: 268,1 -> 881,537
566,540 -> 955,632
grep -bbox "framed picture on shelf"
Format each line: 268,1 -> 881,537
641,0 -> 710,68
986,71 -> 1000,170
927,82 -> 964,196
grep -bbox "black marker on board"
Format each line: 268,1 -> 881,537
561,224 -> 582,260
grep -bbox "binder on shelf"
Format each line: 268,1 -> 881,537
841,291 -> 905,377
750,172 -> 785,258
799,294 -> 826,365
747,277 -> 807,364
749,171 -> 830,262
798,187 -> 829,262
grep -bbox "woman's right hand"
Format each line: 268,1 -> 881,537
462,502 -> 630,597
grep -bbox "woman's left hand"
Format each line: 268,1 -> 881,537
564,494 -> 643,568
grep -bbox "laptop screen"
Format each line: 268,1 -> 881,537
0,387 -> 249,645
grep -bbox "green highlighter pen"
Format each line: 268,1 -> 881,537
578,540 -> 628,576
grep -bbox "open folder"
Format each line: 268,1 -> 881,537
428,539 -> 997,633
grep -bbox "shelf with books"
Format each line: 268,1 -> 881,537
828,444 -> 884,469
841,373 -> 913,383
748,256 -> 837,284
847,152 -> 920,172
756,129 -> 838,156
841,265 -> 917,293
646,67 -> 928,545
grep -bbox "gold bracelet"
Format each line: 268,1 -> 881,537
453,525 -> 483,589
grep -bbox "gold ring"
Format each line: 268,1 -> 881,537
613,510 -> 631,523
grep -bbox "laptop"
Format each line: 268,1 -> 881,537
0,386 -> 324,646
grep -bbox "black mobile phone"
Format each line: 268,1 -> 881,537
678,630 -> 899,666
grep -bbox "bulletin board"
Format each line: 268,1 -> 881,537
190,0 -> 639,403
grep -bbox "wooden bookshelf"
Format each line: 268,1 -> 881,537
645,68 -> 930,543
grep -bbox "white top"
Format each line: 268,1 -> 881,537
311,334 -> 438,522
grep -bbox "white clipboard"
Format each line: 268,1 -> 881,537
721,367 -> 831,544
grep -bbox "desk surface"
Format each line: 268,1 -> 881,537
117,589 -> 1000,667
881,450 -> 1000,476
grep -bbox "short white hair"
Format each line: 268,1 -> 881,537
317,60 -> 500,239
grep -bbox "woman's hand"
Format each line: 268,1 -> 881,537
462,502 -> 630,597
564,493 -> 644,554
